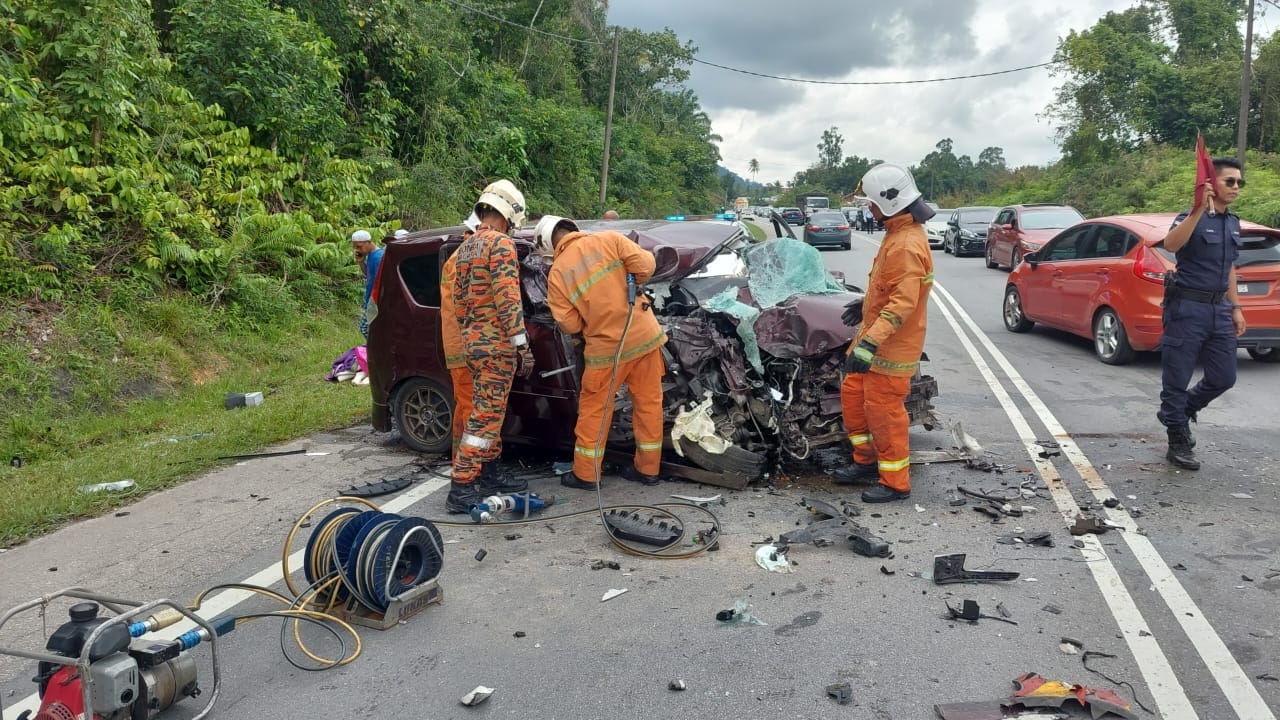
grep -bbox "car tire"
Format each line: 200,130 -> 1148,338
1093,308 -> 1135,365
1011,248 -> 1022,270
944,237 -> 953,254
843,242 -> 851,251
392,377 -> 454,454
1247,347 -> 1280,363
985,243 -> 998,269
676,438 -> 765,483
1003,286 -> 1034,333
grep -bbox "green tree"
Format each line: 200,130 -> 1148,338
817,126 -> 844,169
749,158 -> 759,184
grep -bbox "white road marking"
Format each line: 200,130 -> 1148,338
932,283 -> 1275,720
928,291 -> 1200,719
2,476 -> 451,718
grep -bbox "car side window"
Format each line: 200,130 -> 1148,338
1085,226 -> 1129,259
400,253 -> 441,307
995,210 -> 1011,226
1042,227 -> 1092,261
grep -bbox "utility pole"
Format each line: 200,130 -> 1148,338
599,27 -> 620,211
1238,0 -> 1256,165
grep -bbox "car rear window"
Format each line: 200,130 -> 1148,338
399,254 -> 441,307
811,212 -> 845,223
1021,208 -> 1084,229
1238,233 -> 1280,266
959,209 -> 996,223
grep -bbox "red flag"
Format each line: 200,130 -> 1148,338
1194,135 -> 1215,212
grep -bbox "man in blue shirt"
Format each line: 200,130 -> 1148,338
1158,157 -> 1248,470
352,229 -> 384,340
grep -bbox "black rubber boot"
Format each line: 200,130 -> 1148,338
831,462 -> 879,486
622,465 -> 661,486
561,474 -> 599,490
446,481 -> 481,514
1166,426 -> 1200,471
861,484 -> 911,503
478,463 -> 527,494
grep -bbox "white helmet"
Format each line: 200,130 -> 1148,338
393,229 -> 409,239
474,179 -> 527,230
858,163 -> 921,217
350,230 -> 372,243
533,215 -> 578,257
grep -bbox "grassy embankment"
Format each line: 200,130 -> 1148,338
0,296 -> 372,547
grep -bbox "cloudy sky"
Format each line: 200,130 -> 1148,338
606,0 -> 1141,184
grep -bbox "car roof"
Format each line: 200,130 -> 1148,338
1077,213 -> 1278,243
955,206 -> 998,211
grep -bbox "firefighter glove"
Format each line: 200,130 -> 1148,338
844,339 -> 877,374
841,299 -> 863,327
516,345 -> 535,378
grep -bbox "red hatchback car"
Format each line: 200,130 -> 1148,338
986,204 -> 1085,270
1002,213 -> 1280,364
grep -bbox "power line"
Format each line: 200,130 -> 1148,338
442,0 -> 607,45
691,58 -> 1056,85
443,0 -> 1055,86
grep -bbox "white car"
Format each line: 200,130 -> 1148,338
924,210 -> 952,249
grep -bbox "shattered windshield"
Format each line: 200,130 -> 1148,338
743,238 -> 845,308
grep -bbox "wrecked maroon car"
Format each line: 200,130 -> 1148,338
366,216 -> 938,484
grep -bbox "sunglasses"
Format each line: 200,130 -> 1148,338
1222,177 -> 1246,188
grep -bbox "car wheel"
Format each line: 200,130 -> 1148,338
676,438 -> 764,483
1247,347 -> 1280,363
1093,308 -> 1135,365
1011,248 -> 1022,270
985,243 -> 998,269
392,377 -> 454,454
945,237 -> 953,254
1003,286 -> 1034,333
843,242 -> 851,251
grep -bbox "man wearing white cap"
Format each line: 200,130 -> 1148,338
351,229 -> 383,340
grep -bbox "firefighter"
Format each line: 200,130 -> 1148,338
439,213 -> 483,458
834,163 -> 935,503
535,215 -> 666,489
446,182 -> 535,513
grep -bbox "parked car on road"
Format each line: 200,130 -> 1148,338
943,206 -> 998,256
986,204 -> 1084,270
780,207 -> 804,225
802,210 -> 852,250
366,216 -> 938,483
1001,213 -> 1280,364
923,209 -> 952,249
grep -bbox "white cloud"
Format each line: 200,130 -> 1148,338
608,0 -> 1133,181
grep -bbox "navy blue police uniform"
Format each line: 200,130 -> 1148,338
1159,209 -> 1241,427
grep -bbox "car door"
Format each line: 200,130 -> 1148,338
1023,226 -> 1091,328
990,209 -> 1014,265
1053,225 -> 1129,335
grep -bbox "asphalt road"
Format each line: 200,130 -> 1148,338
1,220 -> 1277,720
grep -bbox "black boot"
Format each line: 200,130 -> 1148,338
861,483 -> 911,503
831,462 -> 879,485
1157,410 -> 1196,448
446,481 -> 481,514
622,465 -> 661,486
1166,426 -> 1200,471
478,463 -> 527,494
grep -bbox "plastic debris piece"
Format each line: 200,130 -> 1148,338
950,420 -> 985,459
996,602 -> 1012,619
474,549 -> 487,562
1059,642 -> 1080,655
460,686 -> 494,707
78,479 -> 136,494
755,544 -> 793,573
716,599 -> 767,626
880,565 -> 895,575
591,559 -> 622,571
671,397 -> 732,456
601,588 -> 628,602
915,503 -> 927,513
1103,498 -> 1120,508
933,553 -> 1019,584
825,682 -> 853,705
340,476 -> 413,498
670,493 -> 722,504
513,631 -> 526,638
1070,515 -> 1110,536
1230,492 -> 1254,499
669,679 -> 687,691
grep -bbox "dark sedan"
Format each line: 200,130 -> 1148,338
943,206 -> 998,256
780,207 -> 804,225
802,211 -> 852,250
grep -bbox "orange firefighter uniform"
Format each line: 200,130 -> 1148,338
547,230 -> 666,482
450,225 -> 527,485
841,213 -> 934,491
439,251 -> 475,455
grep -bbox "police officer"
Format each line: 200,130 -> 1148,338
1158,157 -> 1248,470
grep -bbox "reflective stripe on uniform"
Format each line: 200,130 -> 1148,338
922,272 -> 934,285
461,433 -> 491,449
878,456 -> 910,472
568,259 -> 624,303
582,333 -> 666,367
879,310 -> 901,329
575,445 -> 605,458
636,440 -> 663,452
848,433 -> 872,446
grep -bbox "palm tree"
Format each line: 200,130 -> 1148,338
749,158 -> 759,185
